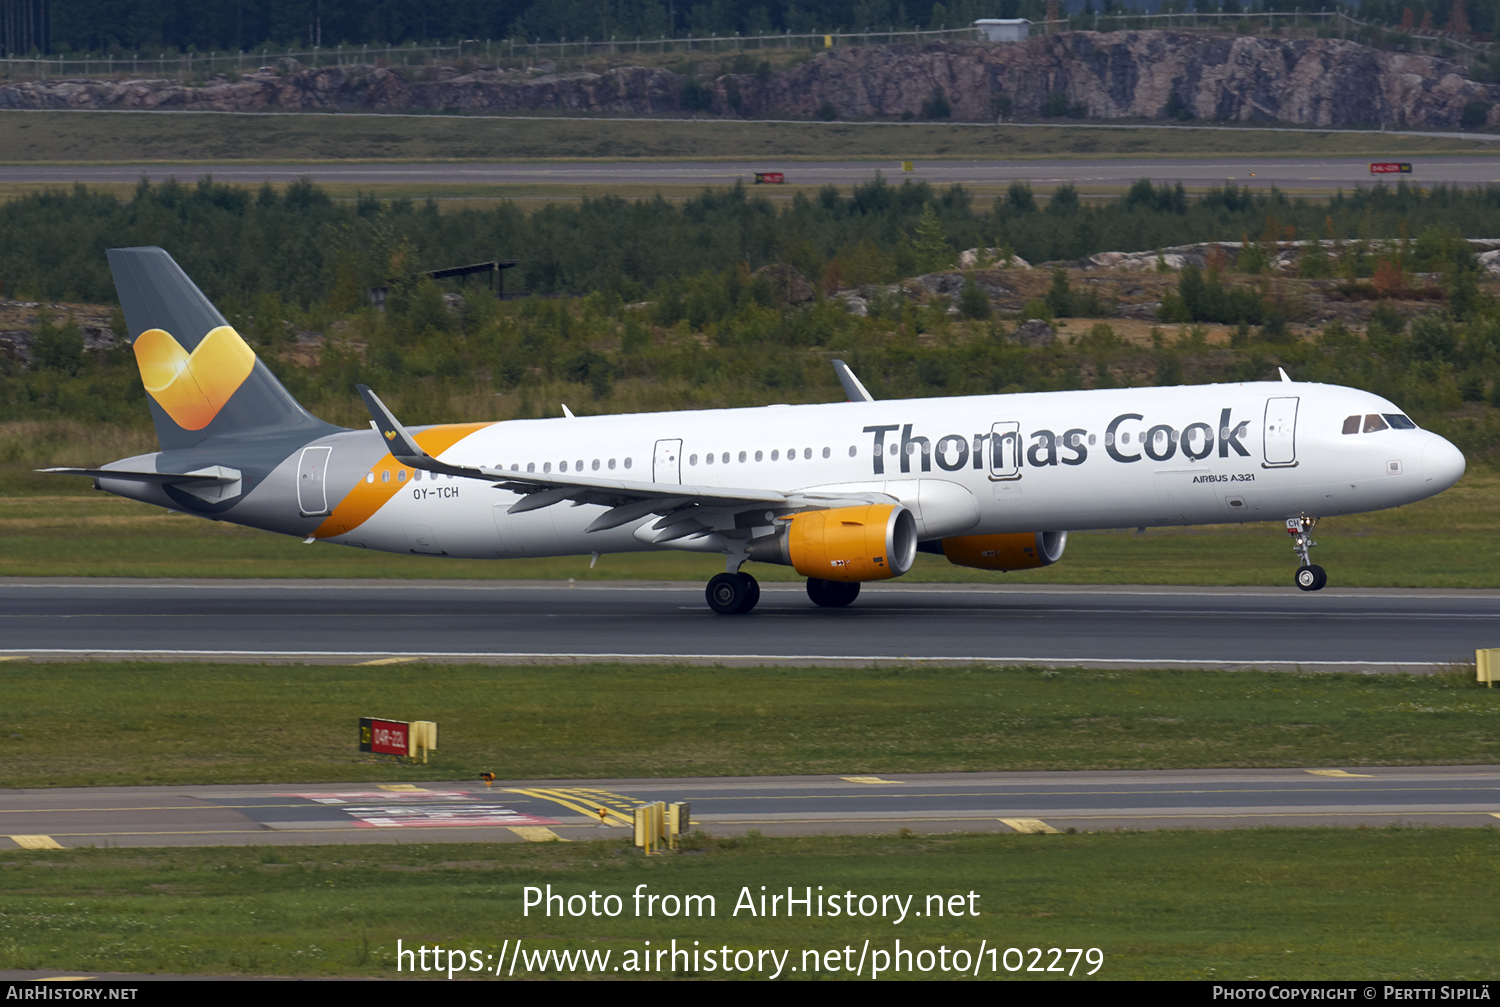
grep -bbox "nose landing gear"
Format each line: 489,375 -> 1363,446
1287,516 -> 1327,591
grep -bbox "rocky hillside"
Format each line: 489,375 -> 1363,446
2,31 -> 1496,130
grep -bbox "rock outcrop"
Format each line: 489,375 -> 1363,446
1,33 -> 1496,129
727,33 -> 1500,129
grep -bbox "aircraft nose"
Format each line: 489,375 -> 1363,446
1421,435 -> 1466,490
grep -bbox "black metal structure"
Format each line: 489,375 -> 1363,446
423,260 -> 519,295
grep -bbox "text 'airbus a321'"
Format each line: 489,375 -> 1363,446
46,248 -> 1467,613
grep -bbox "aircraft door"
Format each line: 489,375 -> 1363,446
989,421 -> 1021,480
653,438 -> 683,484
1263,397 -> 1299,468
297,445 -> 332,515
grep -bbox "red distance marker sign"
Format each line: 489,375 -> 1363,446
359,717 -> 409,756
754,172 -> 786,184
1370,162 -> 1413,174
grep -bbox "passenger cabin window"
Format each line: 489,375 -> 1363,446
1342,415 -> 1361,435
1384,413 -> 1417,429
1363,414 -> 1389,433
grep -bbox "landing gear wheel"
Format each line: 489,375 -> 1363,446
807,577 -> 860,608
1295,564 -> 1327,592
707,572 -> 759,614
738,572 -> 761,613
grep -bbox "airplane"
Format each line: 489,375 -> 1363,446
44,247 -> 1467,614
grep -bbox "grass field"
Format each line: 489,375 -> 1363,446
1,662 -> 1493,789
4,465 -> 1499,588
1,829 -> 1495,979
1,110 -> 1497,165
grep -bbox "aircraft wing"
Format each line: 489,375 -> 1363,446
357,385 -> 893,540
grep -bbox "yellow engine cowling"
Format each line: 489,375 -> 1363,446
750,504 -> 918,582
939,531 -> 1067,571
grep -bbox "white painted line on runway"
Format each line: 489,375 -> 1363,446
0,648 -> 1453,667
8,579 -> 1497,600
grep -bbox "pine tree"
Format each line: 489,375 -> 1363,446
911,205 -> 953,273
1448,0 -> 1470,34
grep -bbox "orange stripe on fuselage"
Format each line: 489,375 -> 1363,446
313,422 -> 493,539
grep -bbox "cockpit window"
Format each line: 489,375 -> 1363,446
1363,414 -> 1390,433
1383,413 -> 1418,430
1342,415 -> 1361,435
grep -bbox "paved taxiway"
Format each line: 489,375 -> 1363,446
6,157 -> 1500,191
0,579 -> 1494,670
2,767 -> 1496,849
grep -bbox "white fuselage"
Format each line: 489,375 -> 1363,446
276,380 -> 1464,562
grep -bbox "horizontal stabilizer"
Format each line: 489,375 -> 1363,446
38,466 -> 241,485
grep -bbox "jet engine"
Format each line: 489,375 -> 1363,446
928,531 -> 1068,571
748,503 -> 917,582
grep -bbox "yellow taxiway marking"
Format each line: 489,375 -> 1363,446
1000,818 -> 1061,834
506,788 -> 635,827
1491,813 -> 1500,821
377,784 -> 428,791
1305,770 -> 1375,778
0,656 -> 28,662
357,657 -> 420,666
9,834 -> 64,849
509,826 -> 567,842
36,978 -> 99,982
841,776 -> 901,784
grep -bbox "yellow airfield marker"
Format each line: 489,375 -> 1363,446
377,784 -> 427,791
509,826 -> 567,842
9,834 -> 64,849
0,656 -> 28,663
357,656 -> 419,666
841,776 -> 900,784
1000,818 -> 1061,834
1304,770 -> 1375,778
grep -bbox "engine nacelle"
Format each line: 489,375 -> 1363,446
748,503 -> 918,582
935,531 -> 1067,571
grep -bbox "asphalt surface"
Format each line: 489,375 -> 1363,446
0,578 -> 1495,670
2,766 -> 1496,849
5,157 -> 1500,190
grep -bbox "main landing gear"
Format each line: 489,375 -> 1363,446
1287,516 -> 1327,592
706,571 -> 760,614
807,577 -> 860,608
704,572 -> 862,614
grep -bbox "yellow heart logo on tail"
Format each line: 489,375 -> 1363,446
133,326 -> 256,431
385,430 -> 396,441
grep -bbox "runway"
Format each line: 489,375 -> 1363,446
0,578 -> 1495,670
5,157 -> 1500,191
3,766 -> 1496,849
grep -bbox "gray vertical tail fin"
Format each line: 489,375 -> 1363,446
107,247 -> 338,451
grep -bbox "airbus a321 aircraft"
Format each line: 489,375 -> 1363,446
46,247 -> 1468,614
